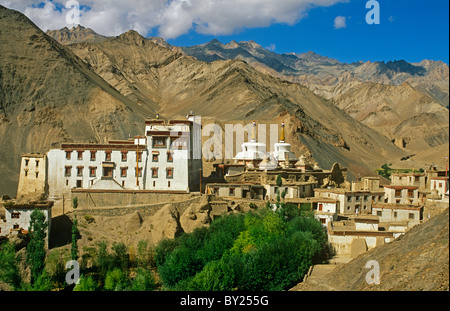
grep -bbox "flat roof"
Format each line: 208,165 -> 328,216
372,203 -> 421,211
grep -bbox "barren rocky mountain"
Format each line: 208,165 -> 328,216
182,39 -> 449,107
0,6 -> 156,195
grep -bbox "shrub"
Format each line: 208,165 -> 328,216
104,268 -> 129,291
73,275 -> 99,291
131,268 -> 156,291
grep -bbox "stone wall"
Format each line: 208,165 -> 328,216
71,190 -> 197,210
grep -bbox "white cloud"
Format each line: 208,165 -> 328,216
265,43 -> 276,52
334,15 -> 347,29
0,0 -> 347,39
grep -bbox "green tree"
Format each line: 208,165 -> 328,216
104,268 -> 129,291
131,268 -> 156,291
73,275 -> 99,291
26,209 -> 48,284
0,241 -> 21,289
71,216 -> 79,261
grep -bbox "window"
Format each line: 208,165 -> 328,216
168,181 -> 171,188
167,152 -> 173,162
394,212 -> 398,218
24,169 -> 28,177
105,151 -> 112,161
121,152 -> 128,162
153,181 -> 156,187
122,181 -> 125,188
135,168 -> 143,177
65,166 -> 72,177
355,196 -> 360,201
364,196 -> 368,202
318,203 -> 323,211
11,212 -> 20,219
90,151 -> 96,161
153,137 -> 167,148
35,172 -> 39,178
153,154 -> 159,162
76,180 -> 82,188
66,151 -> 72,160
347,196 -> 352,202
36,160 -> 39,167
409,213 -> 415,220
395,190 -> 402,197
229,188 -> 235,196
152,168 -> 158,178
77,167 -> 83,177
77,151 -> 83,161
214,187 -> 219,195
377,211 -> 382,217
320,218 -> 327,225
89,167 -> 97,177
408,190 -> 414,198
137,152 -> 143,162
25,159 -> 29,166
166,168 -> 174,179
121,167 -> 127,178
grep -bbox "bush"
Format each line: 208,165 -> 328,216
73,275 -> 99,291
131,268 -> 156,291
104,268 -> 129,291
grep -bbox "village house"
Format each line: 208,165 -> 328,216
371,203 -> 422,229
0,201 -> 53,247
313,177 -> 385,215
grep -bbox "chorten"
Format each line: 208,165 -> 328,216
272,122 -> 298,166
234,121 -> 268,167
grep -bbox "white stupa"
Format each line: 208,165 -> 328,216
234,121 -> 268,166
272,122 -> 298,166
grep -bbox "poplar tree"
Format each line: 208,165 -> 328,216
26,209 -> 47,284
71,216 -> 79,261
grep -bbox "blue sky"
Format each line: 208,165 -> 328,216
167,0 -> 449,64
2,0 -> 448,64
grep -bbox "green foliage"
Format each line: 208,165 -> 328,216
44,249 -> 69,289
183,259 -> 236,291
136,240 -> 156,269
155,206 -> 329,291
104,268 -> 129,291
72,197 -> 78,209
71,216 -> 79,261
276,174 -> 283,187
111,242 -> 130,273
73,275 -> 99,291
0,241 -> 21,289
131,268 -> 156,291
26,209 -> 48,284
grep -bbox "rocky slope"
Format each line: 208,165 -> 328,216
292,208 -> 449,291
0,6 -> 156,196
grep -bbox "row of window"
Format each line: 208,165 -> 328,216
24,159 -> 40,167
65,150 -> 144,162
346,195 -> 383,202
65,150 -> 175,163
64,166 -> 174,179
376,210 -> 416,219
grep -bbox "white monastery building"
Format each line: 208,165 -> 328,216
43,114 -> 202,197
